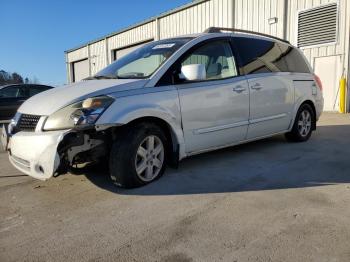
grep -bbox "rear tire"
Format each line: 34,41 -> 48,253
285,103 -> 314,142
109,122 -> 168,188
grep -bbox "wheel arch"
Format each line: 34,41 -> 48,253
291,99 -> 317,131
113,116 -> 183,167
301,100 -> 317,130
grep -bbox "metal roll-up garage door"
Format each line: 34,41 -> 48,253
72,59 -> 89,82
113,41 -> 152,61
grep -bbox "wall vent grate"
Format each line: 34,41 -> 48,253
297,3 -> 338,48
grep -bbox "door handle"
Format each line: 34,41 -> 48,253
232,85 -> 246,93
251,83 -> 262,90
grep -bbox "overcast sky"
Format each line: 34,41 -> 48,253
0,0 -> 190,86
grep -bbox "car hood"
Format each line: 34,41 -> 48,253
18,79 -> 147,116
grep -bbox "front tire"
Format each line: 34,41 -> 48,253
285,103 -> 314,142
109,122 -> 168,188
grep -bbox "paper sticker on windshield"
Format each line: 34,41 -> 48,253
152,44 -> 176,49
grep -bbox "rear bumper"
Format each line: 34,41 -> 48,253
5,130 -> 68,180
315,97 -> 324,121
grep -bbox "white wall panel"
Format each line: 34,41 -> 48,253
89,40 -> 107,75
289,0 -> 349,110
107,21 -> 156,60
158,0 -> 233,39
287,0 -> 349,75
67,46 -> 88,63
234,0 -> 285,38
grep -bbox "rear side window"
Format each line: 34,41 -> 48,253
233,37 -> 289,74
0,86 -> 26,98
277,43 -> 311,73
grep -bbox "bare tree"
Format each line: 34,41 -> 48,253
11,72 -> 24,84
0,70 -> 30,86
0,70 -> 11,85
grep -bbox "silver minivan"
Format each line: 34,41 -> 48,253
1,28 -> 324,188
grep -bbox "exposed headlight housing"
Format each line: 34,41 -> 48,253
8,112 -> 21,134
43,96 -> 114,131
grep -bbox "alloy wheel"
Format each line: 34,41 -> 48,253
298,110 -> 312,137
134,135 -> 165,182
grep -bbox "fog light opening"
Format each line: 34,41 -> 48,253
36,165 -> 45,174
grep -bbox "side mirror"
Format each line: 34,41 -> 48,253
180,64 -> 206,81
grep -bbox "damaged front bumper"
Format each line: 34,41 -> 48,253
2,125 -> 69,180
2,123 -> 107,180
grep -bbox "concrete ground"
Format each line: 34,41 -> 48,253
1,113 -> 350,262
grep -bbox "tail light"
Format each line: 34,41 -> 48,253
314,74 -> 323,92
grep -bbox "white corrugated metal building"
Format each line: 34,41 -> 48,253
65,0 -> 350,112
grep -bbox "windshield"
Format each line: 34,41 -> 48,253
93,37 -> 193,80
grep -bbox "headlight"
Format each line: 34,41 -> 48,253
8,112 -> 21,134
43,96 -> 114,131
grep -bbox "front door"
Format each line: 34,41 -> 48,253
175,40 -> 249,153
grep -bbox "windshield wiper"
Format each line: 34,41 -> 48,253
84,75 -> 118,80
116,72 -> 146,79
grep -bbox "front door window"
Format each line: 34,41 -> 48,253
180,40 -> 238,82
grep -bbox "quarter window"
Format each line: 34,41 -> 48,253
277,43 -> 311,73
180,41 -> 238,81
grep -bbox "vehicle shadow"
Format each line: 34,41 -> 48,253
70,124 -> 350,196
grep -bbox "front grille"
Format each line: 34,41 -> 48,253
17,114 -> 41,132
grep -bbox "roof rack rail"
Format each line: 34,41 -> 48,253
204,27 -> 290,44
